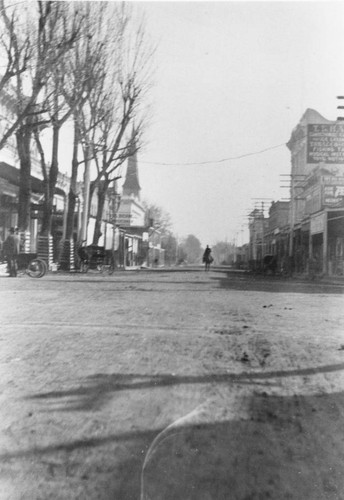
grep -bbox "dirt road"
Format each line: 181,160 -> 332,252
0,269 -> 344,499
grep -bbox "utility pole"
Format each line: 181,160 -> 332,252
280,174 -> 306,273
175,234 -> 179,265
250,198 -> 272,266
80,142 -> 91,243
289,173 -> 294,259
109,181 -> 121,271
261,201 -> 265,258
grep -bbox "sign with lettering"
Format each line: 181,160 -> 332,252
307,124 -> 344,164
310,212 -> 325,235
321,176 -> 344,185
323,185 -> 344,205
116,212 -> 132,226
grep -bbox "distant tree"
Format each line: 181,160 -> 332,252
143,202 -> 172,234
162,232 -> 178,265
180,234 -> 202,264
212,241 -> 235,265
143,202 -> 178,265
176,244 -> 187,264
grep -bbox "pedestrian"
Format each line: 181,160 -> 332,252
3,227 -> 19,277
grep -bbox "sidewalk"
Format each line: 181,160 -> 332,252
225,268 -> 344,287
289,272 -> 344,286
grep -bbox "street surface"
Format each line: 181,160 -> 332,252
0,268 -> 344,500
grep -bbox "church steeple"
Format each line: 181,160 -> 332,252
122,131 -> 141,199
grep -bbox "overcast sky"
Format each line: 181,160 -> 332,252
124,1 -> 344,247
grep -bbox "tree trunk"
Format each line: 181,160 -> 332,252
40,180 -> 50,235
92,181 -> 109,245
66,120 -> 79,240
16,124 -> 32,232
41,122 -> 59,235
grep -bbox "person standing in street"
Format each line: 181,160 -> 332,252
4,227 -> 19,277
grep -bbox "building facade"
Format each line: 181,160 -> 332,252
248,108 -> 344,276
248,208 -> 269,270
116,137 -> 164,268
287,109 -> 344,275
264,201 -> 290,272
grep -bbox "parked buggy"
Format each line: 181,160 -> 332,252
77,244 -> 106,273
262,254 -> 278,275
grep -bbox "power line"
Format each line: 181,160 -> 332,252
140,142 -> 286,166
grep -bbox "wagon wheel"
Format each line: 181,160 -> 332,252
26,258 -> 47,278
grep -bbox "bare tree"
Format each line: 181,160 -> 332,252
0,0 -> 31,96
33,2 -> 103,237
143,201 -> 177,265
1,1 -> 154,245
1,1 -> 81,231
0,0 -> 34,149
143,202 -> 172,234
84,4 -> 154,245
63,1 -> 112,241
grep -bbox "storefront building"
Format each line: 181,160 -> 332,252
0,161 -> 67,257
264,201 -> 290,272
116,136 -> 164,269
248,109 -> 344,276
248,208 -> 269,270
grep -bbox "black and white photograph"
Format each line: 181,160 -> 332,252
1,0 -> 344,498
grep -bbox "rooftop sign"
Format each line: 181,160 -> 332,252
307,124 -> 344,164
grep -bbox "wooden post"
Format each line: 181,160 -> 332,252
323,210 -> 328,275
80,143 -> 90,243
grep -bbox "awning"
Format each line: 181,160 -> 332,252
0,161 -> 65,197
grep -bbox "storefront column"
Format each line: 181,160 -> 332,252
323,211 -> 328,275
62,194 -> 68,240
307,232 -> 315,276
37,234 -> 54,269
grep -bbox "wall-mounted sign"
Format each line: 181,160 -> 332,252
323,185 -> 344,206
322,176 -> 344,185
310,212 -> 325,235
307,124 -> 344,164
116,212 -> 132,226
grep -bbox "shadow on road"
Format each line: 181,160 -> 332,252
215,272 -> 344,295
2,390 -> 344,499
24,362 -> 344,413
141,390 -> 344,500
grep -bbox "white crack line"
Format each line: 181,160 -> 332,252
140,388 -> 248,500
140,403 -> 205,500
